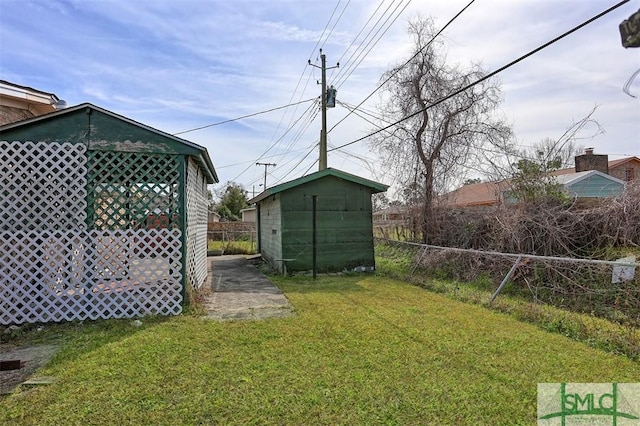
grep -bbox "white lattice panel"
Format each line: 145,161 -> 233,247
87,151 -> 180,230
0,141 -> 87,231
0,229 -> 183,325
185,158 -> 208,289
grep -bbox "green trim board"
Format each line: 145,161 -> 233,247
0,102 -> 218,184
249,168 -> 388,204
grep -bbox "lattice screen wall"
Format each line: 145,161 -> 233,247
1,141 -> 185,324
185,158 -> 209,289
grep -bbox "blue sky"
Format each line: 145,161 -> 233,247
1,0 -> 638,196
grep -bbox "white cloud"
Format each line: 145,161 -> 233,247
2,0 -> 638,191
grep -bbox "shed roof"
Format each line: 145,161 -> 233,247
249,168 -> 388,204
0,102 -> 218,184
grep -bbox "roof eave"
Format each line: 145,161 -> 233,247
1,102 -> 220,184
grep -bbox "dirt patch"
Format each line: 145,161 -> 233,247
0,344 -> 58,394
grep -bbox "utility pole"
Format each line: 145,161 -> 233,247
308,49 -> 338,170
252,184 -> 263,197
256,162 -> 276,188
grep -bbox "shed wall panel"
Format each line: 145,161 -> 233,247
279,177 -> 375,273
258,195 -> 282,267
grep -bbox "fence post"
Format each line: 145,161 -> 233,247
490,255 -> 523,305
409,245 -> 429,277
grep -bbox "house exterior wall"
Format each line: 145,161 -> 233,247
279,176 -> 376,273
610,162 -> 640,183
0,105 -> 35,125
241,208 -> 257,222
0,81 -> 58,125
257,194 -> 282,267
566,174 -> 624,198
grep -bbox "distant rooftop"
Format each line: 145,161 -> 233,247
0,80 -> 62,121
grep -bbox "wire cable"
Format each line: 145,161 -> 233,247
320,0 -> 352,52
308,0 -> 343,62
332,0 -> 413,90
329,0 -> 630,153
229,100 -> 319,182
328,0 -> 476,135
328,0 -> 387,81
173,97 -> 316,135
272,143 -> 320,184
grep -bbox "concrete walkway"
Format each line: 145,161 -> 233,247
202,255 -> 293,321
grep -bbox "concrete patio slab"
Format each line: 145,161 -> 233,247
202,255 -> 293,321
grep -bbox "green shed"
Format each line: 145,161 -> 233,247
0,103 -> 218,324
249,168 -> 388,274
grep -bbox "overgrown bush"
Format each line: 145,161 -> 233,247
429,183 -> 639,255
378,184 -> 640,326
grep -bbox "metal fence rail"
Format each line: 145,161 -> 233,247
376,238 -> 640,326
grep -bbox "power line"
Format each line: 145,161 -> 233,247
320,0 -> 352,52
328,0 -> 477,135
308,0 -> 342,62
272,104 -> 320,167
329,0 -> 630,153
172,97 -> 316,135
332,0 -> 413,90
229,100 -> 319,182
233,1 -> 347,183
272,143 -> 320,185
328,0 -> 387,81
263,1 -> 342,160
329,0 -> 402,83
337,100 -> 395,129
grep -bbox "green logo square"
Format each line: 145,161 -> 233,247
538,383 -> 640,425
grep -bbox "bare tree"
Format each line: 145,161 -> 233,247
485,105 -> 602,182
487,106 -> 603,204
369,16 -> 512,243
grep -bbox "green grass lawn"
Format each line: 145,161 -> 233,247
208,239 -> 256,255
1,275 -> 638,425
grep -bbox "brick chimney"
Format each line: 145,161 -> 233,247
575,148 -> 608,174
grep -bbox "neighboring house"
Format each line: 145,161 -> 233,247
553,149 -> 640,183
444,149 -> 636,208
0,80 -> 64,125
441,180 -> 511,208
240,207 -> 257,222
372,205 -> 409,223
249,168 -> 388,274
604,157 -> 640,183
0,103 -> 218,325
208,210 -> 221,223
501,170 -> 625,203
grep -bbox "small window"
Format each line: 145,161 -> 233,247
272,229 -> 277,235
625,168 -> 635,182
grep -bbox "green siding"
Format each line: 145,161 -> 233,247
0,108 -> 89,144
1,107 -> 197,156
279,176 -> 376,273
87,109 -> 200,155
567,175 -> 624,198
